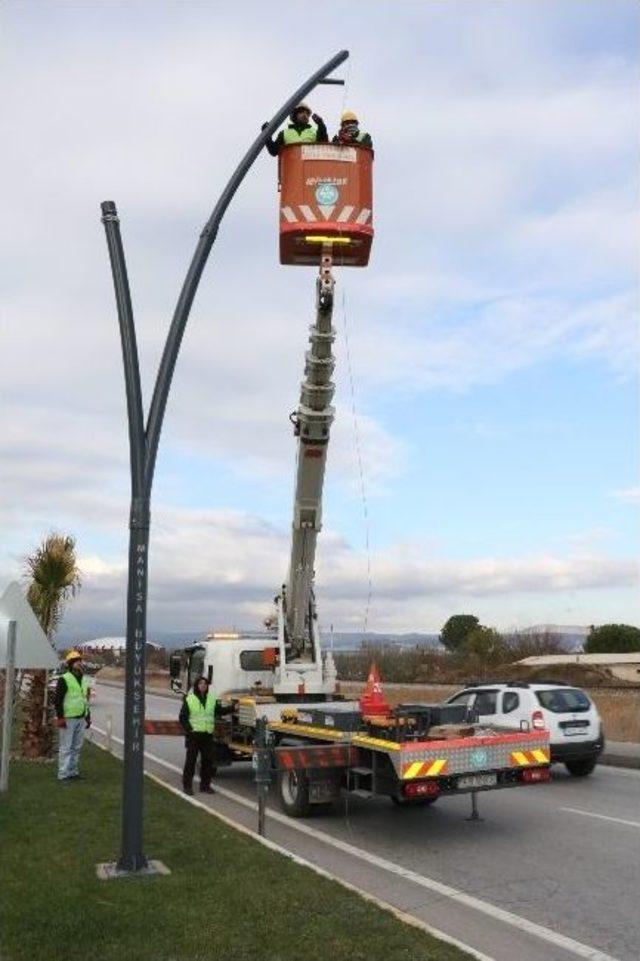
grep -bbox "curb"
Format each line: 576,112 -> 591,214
600,752 -> 640,771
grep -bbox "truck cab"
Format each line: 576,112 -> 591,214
170,633 -> 277,700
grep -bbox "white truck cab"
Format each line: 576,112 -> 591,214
170,631 -> 337,702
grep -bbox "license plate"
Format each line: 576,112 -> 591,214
457,773 -> 497,790
563,729 -> 587,736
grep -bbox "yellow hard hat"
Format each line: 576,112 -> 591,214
341,110 -> 358,123
65,649 -> 82,663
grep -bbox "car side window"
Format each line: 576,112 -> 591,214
447,691 -> 475,708
474,691 -> 498,715
502,691 -> 520,714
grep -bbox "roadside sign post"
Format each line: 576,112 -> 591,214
98,51 -> 349,877
0,582 -> 58,797
0,621 -> 17,794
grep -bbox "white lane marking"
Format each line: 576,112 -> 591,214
561,807 -> 640,829
91,724 -> 621,961
337,204 -> 354,223
355,207 -> 371,225
280,206 -> 297,223
90,734 -> 496,961
298,204 -> 316,222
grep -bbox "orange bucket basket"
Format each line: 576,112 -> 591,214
278,143 -> 373,267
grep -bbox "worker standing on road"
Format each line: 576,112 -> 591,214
179,676 -> 224,796
332,110 -> 373,148
263,102 -> 328,156
54,650 -> 91,783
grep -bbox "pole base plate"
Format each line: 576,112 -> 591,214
96,859 -> 170,880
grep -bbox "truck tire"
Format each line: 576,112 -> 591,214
565,757 -> 597,777
278,769 -> 311,817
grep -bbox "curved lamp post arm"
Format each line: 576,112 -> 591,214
100,201 -> 146,496
143,49 -> 349,490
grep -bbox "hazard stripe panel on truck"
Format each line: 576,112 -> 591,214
402,758 -> 448,780
276,744 -> 358,770
510,749 -> 550,766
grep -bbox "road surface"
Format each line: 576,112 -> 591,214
91,684 -> 640,961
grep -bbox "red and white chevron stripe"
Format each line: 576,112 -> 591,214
281,204 -> 372,225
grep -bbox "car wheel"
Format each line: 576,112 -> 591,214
278,768 -> 311,817
565,757 -> 597,777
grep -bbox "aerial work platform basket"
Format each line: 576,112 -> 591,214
278,143 -> 373,267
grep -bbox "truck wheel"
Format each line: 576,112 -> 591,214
391,794 -> 438,807
278,769 -> 311,817
565,757 -> 597,777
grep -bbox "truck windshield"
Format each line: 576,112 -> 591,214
536,689 -> 591,713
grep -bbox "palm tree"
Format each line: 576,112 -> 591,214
21,534 -> 82,758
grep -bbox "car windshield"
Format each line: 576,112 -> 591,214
536,688 -> 591,713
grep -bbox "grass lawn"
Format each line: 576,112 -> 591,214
0,744 -> 471,961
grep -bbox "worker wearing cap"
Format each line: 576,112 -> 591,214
54,650 -> 91,782
263,103 -> 328,156
332,110 -> 373,148
179,676 -> 229,796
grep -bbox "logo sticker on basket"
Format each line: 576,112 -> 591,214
315,183 -> 339,206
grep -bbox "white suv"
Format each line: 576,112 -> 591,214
445,681 -> 604,777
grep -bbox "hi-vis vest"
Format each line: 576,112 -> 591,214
62,671 -> 89,718
336,129 -> 369,144
283,124 -> 318,145
186,691 -> 216,733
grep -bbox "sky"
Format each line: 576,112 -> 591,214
1,0 -> 638,640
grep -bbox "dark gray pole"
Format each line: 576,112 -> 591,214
100,50 -> 349,874
254,716 -> 271,836
101,201 -> 149,871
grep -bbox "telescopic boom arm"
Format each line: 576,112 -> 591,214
274,255 -> 337,691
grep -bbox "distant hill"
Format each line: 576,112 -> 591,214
60,630 -> 441,652
57,625 -> 588,652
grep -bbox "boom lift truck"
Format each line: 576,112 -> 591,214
162,142 -> 551,817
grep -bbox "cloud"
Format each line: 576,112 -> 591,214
2,3 -> 637,633
612,486 -> 640,504
31,505 -> 636,636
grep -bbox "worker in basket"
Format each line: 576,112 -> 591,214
263,102 -> 328,156
332,110 -> 373,148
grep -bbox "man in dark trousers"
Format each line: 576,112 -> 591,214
54,650 -> 91,782
263,102 -> 328,156
179,675 -> 227,796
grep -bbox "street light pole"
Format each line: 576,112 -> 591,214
99,50 -> 349,876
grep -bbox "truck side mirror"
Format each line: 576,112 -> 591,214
169,654 -> 182,680
170,677 -> 183,693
